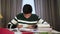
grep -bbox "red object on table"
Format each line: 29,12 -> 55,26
0,28 -> 14,34
22,31 -> 33,34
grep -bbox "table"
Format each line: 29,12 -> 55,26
12,28 -> 52,34
0,28 -> 60,34
0,28 -> 14,34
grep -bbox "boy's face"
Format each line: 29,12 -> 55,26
23,13 -> 32,19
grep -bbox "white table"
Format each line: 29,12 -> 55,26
9,28 -> 60,34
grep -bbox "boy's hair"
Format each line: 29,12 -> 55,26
23,4 -> 32,14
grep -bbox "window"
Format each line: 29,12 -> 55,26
22,0 -> 35,14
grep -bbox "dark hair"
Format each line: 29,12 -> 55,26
23,4 -> 32,14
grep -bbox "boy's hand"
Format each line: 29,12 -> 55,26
27,25 -> 33,29
27,25 -> 38,29
17,25 -> 23,28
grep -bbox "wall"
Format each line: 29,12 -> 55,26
0,0 -> 1,27
0,0 -> 22,28
54,0 -> 60,31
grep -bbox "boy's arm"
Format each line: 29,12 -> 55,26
37,19 -> 50,28
7,17 -> 19,29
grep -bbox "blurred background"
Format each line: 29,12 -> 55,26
0,0 -> 60,31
